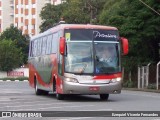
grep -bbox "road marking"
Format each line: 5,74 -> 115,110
0,90 -> 23,94
23,80 -> 28,82
9,105 -> 95,111
123,92 -> 160,99
0,98 -> 11,102
0,100 -> 59,105
37,105 -> 95,110
6,80 -> 11,82
0,102 -> 71,109
0,80 -> 28,82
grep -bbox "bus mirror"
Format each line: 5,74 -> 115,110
59,37 -> 65,55
121,37 -> 129,55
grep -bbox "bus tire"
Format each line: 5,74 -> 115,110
100,94 -> 109,100
42,91 -> 49,95
56,93 -> 64,100
34,79 -> 48,95
35,80 -> 42,95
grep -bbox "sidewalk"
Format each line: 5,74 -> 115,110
123,88 -> 160,93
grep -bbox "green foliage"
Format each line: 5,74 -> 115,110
0,40 -> 23,71
0,77 -> 28,81
39,3 -> 66,32
0,25 -> 29,64
123,80 -> 136,88
39,0 -> 107,32
99,0 -> 160,72
147,84 -> 156,89
62,0 -> 90,24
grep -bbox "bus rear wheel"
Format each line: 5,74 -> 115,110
35,80 -> 42,95
100,94 -> 109,100
34,79 -> 48,95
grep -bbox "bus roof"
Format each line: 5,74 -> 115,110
60,24 -> 117,30
31,24 -> 118,40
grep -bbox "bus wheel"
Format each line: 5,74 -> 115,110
56,93 -> 64,100
100,94 -> 109,100
34,80 -> 44,95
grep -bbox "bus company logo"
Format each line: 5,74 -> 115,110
93,31 -> 117,39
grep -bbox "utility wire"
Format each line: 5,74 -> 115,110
139,0 -> 160,16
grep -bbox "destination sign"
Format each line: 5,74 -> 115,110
65,29 -> 119,41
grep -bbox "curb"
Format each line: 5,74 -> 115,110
0,80 -> 28,82
123,88 -> 160,93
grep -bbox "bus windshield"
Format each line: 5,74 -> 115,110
65,42 -> 94,74
94,42 -> 120,74
64,29 -> 121,75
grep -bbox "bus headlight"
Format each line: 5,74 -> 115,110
110,77 -> 122,83
64,77 -> 79,83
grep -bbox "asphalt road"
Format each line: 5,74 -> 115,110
0,81 -> 160,120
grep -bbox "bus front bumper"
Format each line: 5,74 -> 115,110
62,81 -> 121,94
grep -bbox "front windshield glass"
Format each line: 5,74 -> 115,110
94,42 -> 120,74
64,29 -> 121,75
65,42 -> 94,74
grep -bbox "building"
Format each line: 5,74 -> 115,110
0,0 -> 63,36
0,0 -> 14,33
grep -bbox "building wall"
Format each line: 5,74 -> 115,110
53,0 -> 64,5
14,0 -> 35,36
14,0 -> 57,36
0,0 -> 14,33
0,0 -> 63,36
0,68 -> 29,78
36,0 -> 46,34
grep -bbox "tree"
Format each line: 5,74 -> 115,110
39,3 -> 66,32
81,0 -> 107,24
0,40 -> 23,71
39,0 -> 107,32
99,0 -> 160,72
62,0 -> 90,24
0,25 -> 29,64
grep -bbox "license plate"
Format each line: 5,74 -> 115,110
89,87 -> 99,91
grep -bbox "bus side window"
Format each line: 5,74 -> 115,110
33,40 -> 37,57
52,32 -> 58,53
37,38 -> 40,56
30,41 -> 34,57
39,38 -> 42,56
42,37 -> 47,55
37,38 -> 42,56
46,35 -> 52,54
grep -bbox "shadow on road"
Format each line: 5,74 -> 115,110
39,93 -> 118,102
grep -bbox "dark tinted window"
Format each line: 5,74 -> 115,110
64,29 -> 119,41
51,32 -> 59,53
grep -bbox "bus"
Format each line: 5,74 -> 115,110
28,23 -> 128,100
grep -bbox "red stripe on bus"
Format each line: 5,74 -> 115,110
93,73 -> 122,80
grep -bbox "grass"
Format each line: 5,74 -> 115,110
123,80 -> 136,88
147,84 -> 156,89
0,77 -> 28,81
